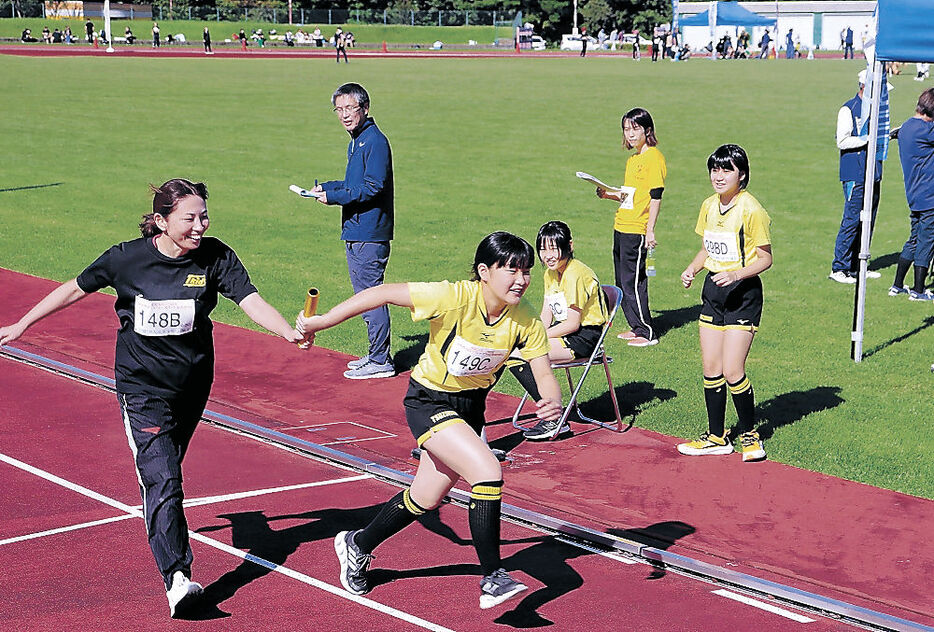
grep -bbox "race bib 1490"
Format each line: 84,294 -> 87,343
134,295 -> 195,336
446,336 -> 508,377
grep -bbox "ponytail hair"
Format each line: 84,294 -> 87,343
139,178 -> 209,238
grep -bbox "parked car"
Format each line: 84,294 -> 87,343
559,34 -> 599,51
531,35 -> 546,51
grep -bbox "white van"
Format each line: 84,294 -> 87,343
560,34 -> 599,51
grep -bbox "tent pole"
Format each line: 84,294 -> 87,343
852,60 -> 883,362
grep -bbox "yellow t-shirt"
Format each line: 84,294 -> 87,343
614,146 -> 667,234
408,280 -> 549,392
542,259 -> 607,328
694,190 -> 772,274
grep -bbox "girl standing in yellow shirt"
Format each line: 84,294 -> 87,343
597,107 -> 666,347
678,144 -> 772,462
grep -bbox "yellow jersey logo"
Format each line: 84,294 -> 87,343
183,274 -> 206,288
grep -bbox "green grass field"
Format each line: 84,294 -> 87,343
1,53 -> 931,498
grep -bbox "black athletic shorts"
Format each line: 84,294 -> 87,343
404,378 -> 488,447
699,274 -> 763,331
562,324 -> 603,359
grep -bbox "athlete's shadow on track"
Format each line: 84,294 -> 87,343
193,504 -> 384,615
653,304 -> 703,337
607,521 -> 696,581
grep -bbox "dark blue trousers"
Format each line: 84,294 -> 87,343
833,180 -> 880,273
346,240 -> 392,365
119,389 -> 209,590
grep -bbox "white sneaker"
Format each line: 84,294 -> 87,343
166,571 -> 203,618
865,270 -> 881,279
828,271 -> 856,284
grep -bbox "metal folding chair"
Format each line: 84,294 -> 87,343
512,284 -> 625,440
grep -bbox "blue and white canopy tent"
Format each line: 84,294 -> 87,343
852,0 -> 934,361
679,1 -> 775,59
678,1 -> 776,28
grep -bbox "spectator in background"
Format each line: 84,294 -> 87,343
52,27 -> 63,43
844,26 -> 854,59
785,29 -> 794,59
85,19 -> 94,43
335,27 -> 348,63
21,28 -> 38,43
313,26 -> 324,47
307,83 -> 395,378
632,28 -> 640,60
42,25 -> 51,43
830,71 -> 883,285
652,30 -> 662,62
580,27 -> 588,57
889,88 -> 934,300
345,31 -> 355,48
152,22 -> 160,48
202,27 -> 212,54
758,29 -> 771,58
64,26 -> 73,43
125,26 -> 136,44
285,30 -> 295,47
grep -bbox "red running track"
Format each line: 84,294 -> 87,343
0,267 -> 931,629
2,322 -> 850,630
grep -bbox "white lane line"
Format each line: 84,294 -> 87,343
0,452 -> 453,632
712,589 -> 816,623
187,530 -> 454,632
142,474 -> 372,509
0,514 -> 136,546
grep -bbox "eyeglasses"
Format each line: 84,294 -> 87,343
333,105 -> 361,116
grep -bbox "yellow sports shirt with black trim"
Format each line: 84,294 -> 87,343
694,190 -> 772,274
408,280 -> 549,392
542,259 -> 607,328
614,146 -> 667,234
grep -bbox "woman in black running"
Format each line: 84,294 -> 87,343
0,178 -> 303,618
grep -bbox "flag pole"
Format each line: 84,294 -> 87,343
104,0 -> 114,53
852,59 -> 883,362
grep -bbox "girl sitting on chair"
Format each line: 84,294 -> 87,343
511,220 -> 608,441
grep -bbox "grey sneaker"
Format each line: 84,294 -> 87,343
346,354 -> 370,369
334,530 -> 371,595
522,418 -> 571,441
479,568 -> 528,609
343,360 -> 395,380
166,571 -> 203,618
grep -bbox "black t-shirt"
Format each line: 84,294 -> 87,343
76,236 -> 257,396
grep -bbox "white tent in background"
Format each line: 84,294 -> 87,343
852,0 -> 934,362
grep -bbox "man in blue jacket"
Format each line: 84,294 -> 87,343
830,70 -> 883,285
311,83 -> 395,378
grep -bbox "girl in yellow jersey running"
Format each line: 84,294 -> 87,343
678,144 -> 772,462
296,232 -> 563,609
597,107 -> 666,347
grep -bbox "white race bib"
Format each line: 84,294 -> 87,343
703,230 -> 741,263
617,185 -> 637,210
134,295 -> 195,336
446,336 -> 508,377
545,292 -> 569,322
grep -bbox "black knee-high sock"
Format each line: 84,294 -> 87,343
729,375 -> 756,435
912,266 -> 929,293
468,481 -> 503,576
509,360 -> 541,402
355,489 -> 426,554
894,257 -> 913,288
703,375 -> 727,437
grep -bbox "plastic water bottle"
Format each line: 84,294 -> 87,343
646,247 -> 656,277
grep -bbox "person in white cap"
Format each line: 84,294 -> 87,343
829,70 -> 883,284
